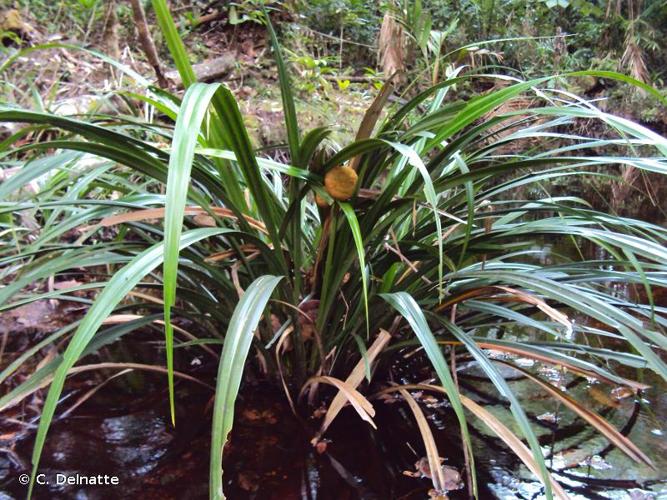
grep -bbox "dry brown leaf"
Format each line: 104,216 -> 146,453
303,375 -> 377,433
494,286 -> 571,329
90,206 -> 267,234
500,362 -> 653,468
204,244 -> 259,263
436,285 -> 571,330
192,214 -> 216,227
459,394 -> 570,500
374,384 -> 569,500
342,78 -> 395,173
588,387 -> 621,408
101,314 -> 218,359
314,330 -> 391,440
378,12 -> 405,82
275,325 -> 297,414
396,387 -> 447,494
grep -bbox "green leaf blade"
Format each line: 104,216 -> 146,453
380,291 -> 478,497
210,275 -> 283,500
28,228 -> 227,499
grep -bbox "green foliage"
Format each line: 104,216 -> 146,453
296,0 -> 375,39
289,0 -> 377,66
12,0 -> 106,41
228,0 -> 277,26
1,3 -> 667,499
76,0 -> 97,8
210,275 -> 282,499
285,50 -> 337,95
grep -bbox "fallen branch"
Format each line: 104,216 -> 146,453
165,53 -> 236,88
323,74 -> 374,82
191,9 -> 225,27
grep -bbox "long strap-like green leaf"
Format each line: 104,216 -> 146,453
210,275 -> 282,500
151,0 -> 196,87
380,292 -> 478,498
435,316 -> 554,499
162,81 -> 289,425
163,82 -> 222,424
28,228 -> 228,498
339,202 -> 369,336
150,0 -> 252,214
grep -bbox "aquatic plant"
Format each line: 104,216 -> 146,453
1,1 -> 666,498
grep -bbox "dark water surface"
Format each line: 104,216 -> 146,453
1,344 -> 665,499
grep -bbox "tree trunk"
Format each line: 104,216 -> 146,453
102,0 -> 120,61
129,0 -> 168,88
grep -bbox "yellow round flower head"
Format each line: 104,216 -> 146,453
324,165 -> 358,201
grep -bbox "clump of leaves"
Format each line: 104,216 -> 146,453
1,2 -> 666,499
